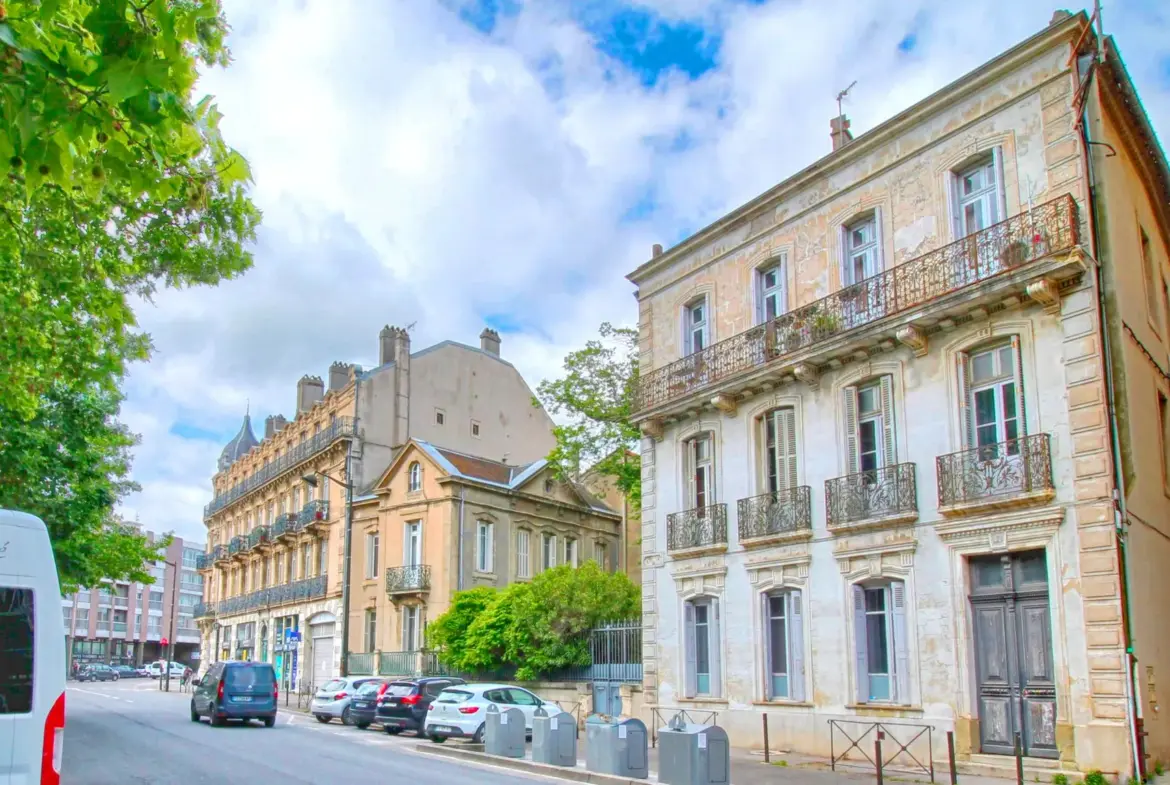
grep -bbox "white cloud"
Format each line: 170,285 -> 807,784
118,0 -> 1170,543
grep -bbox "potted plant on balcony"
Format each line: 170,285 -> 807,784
1000,238 -> 1031,268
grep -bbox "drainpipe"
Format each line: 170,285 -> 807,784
1076,53 -> 1143,779
457,486 -> 466,591
339,375 -> 360,678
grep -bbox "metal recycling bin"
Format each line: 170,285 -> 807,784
484,704 -> 525,758
532,705 -> 577,767
657,714 -> 730,785
585,715 -> 648,779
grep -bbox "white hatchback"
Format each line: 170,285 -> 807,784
423,683 -> 550,744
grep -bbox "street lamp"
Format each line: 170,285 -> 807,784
302,469 -> 355,677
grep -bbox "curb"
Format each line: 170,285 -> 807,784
414,744 -> 652,785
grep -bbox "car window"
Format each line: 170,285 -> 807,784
356,682 -> 382,696
1,589 -> 34,715
225,665 -> 275,689
320,679 -> 347,692
353,678 -> 378,690
383,682 -> 416,697
423,681 -> 448,698
506,688 -> 540,706
435,689 -> 473,704
483,689 -> 509,704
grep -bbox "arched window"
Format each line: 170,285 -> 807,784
408,461 -> 422,492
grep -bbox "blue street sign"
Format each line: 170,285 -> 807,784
285,630 -> 301,642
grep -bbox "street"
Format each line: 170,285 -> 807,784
61,681 -> 546,784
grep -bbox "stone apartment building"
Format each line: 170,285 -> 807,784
628,11 -> 1169,778
194,326 -> 556,692
345,439 -> 623,670
64,529 -> 205,669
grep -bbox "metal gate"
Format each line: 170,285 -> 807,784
590,621 -> 641,716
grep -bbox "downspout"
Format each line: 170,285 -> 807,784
457,486 -> 466,591
1076,52 -> 1143,779
339,374 -> 360,677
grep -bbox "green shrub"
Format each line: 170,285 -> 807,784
1053,774 -> 1069,785
1083,770 -> 1108,785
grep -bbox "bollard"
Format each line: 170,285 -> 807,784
763,714 -> 770,764
1014,732 -> 1024,785
947,730 -> 958,785
876,731 -> 884,785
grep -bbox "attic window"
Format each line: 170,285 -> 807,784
471,420 -> 481,437
435,409 -> 445,426
544,479 -> 554,494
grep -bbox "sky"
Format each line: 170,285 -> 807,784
117,0 -> 1170,545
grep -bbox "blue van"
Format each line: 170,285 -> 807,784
190,661 -> 278,727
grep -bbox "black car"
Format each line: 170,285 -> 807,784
112,665 -> 140,679
348,679 -> 388,729
77,664 -> 119,682
375,677 -> 466,735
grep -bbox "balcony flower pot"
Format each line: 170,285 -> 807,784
1000,238 -> 1031,268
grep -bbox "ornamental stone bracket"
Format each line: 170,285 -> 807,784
711,393 -> 738,416
745,550 -> 811,588
896,325 -> 929,357
1026,277 -> 1062,314
834,535 -> 917,580
792,362 -> 820,389
935,506 -> 1065,552
640,418 -> 664,441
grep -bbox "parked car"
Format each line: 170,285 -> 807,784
190,661 -> 278,727
347,679 -> 388,729
77,664 -> 119,682
310,676 -> 383,725
423,683 -> 549,744
373,677 -> 466,735
148,660 -> 187,679
111,665 -> 140,679
134,666 -> 152,678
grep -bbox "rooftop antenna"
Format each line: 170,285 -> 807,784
405,321 -> 417,333
836,80 -> 858,118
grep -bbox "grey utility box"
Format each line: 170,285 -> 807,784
657,713 -> 730,785
532,706 -> 577,767
585,715 -> 649,780
484,704 -> 525,759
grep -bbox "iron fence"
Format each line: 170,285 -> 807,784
215,575 -> 327,615
829,719 -> 935,782
826,463 -> 918,528
195,552 -> 215,570
385,565 -> 431,594
271,512 -> 297,538
193,601 -> 215,619
248,525 -> 270,549
377,651 -> 421,676
737,487 -> 813,541
347,652 -> 377,675
299,499 -> 329,526
211,544 -> 228,563
204,416 -> 356,518
666,504 -> 728,551
937,433 -> 1053,507
633,195 -> 1079,412
228,536 -> 247,557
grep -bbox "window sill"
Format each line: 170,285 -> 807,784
678,697 -> 729,706
828,509 -> 918,534
938,487 -> 1055,517
844,703 -> 923,715
752,700 -> 815,709
361,579 -> 377,588
740,530 -> 813,550
472,571 -> 497,579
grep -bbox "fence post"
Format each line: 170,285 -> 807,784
947,730 -> 957,785
830,721 -> 836,772
1014,732 -> 1024,785
929,726 -> 935,784
875,731 -> 885,785
763,714 -> 770,764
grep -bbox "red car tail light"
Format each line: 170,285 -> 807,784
41,691 -> 65,785
334,692 -> 348,700
217,679 -> 224,702
458,706 -> 480,715
400,694 -> 421,706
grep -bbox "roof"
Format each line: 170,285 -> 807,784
357,339 -> 516,381
217,414 -> 259,472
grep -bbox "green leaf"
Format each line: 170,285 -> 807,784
0,23 -> 16,48
104,58 -> 149,103
219,150 -> 251,184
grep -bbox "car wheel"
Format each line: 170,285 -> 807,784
355,722 -> 370,730
190,702 -> 199,723
430,735 -> 446,744
209,704 -> 224,727
472,724 -> 485,744
385,727 -> 402,736
341,707 -> 352,726
113,674 -> 119,681
315,715 -> 330,724
263,716 -> 276,728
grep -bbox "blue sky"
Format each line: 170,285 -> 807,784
119,0 -> 1170,542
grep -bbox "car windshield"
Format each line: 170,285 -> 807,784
320,679 -> 347,692
224,665 -> 275,689
435,689 -> 473,704
356,682 -> 382,696
384,683 -> 415,697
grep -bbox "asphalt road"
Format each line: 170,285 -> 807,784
62,680 -> 546,784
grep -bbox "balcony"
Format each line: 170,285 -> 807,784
112,623 -> 127,634
216,575 -> 328,616
228,536 -> 248,559
826,463 -> 918,531
113,597 -> 129,608
271,512 -> 298,539
212,544 -> 228,563
936,433 -> 1054,515
299,499 -> 330,529
385,565 -> 431,596
666,503 -> 728,555
248,525 -> 271,550
204,416 -> 356,519
195,552 -> 216,571
193,602 -> 216,619
737,487 -> 813,547
633,196 -> 1081,420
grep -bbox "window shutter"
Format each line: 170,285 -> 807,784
788,590 -> 805,702
879,375 -> 897,467
684,603 -> 698,698
874,207 -> 886,272
992,146 -> 1007,223
761,594 -> 773,699
397,605 -> 404,649
1010,336 -> 1027,437
710,602 -> 722,699
843,386 -> 860,473
947,172 -> 962,241
891,581 -> 910,704
956,352 -> 974,448
853,584 -> 869,703
489,524 -> 496,573
777,408 -> 799,491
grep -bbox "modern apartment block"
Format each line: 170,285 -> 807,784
63,529 -> 205,668
628,11 -> 1169,778
194,326 -> 556,692
345,439 -> 623,672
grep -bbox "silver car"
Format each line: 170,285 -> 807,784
311,677 -> 382,725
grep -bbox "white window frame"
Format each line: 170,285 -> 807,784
762,407 -> 798,494
408,462 -> 422,492
842,213 -> 881,285
364,609 -> 377,652
475,521 -> 494,573
516,530 -> 531,579
843,377 -> 896,475
953,153 -> 1004,238
564,537 -> 578,568
404,521 -> 422,568
684,297 -> 709,356
683,596 -> 721,698
365,531 -> 379,579
403,605 -> 420,651
685,433 -> 715,510
852,580 -> 909,704
593,541 -> 607,570
756,257 -> 787,324
541,533 -> 557,571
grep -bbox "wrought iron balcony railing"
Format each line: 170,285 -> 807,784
633,195 -> 1079,413
826,463 -> 918,528
215,575 -> 328,616
737,487 -> 812,542
667,503 -> 728,552
193,601 -> 216,619
228,536 -> 247,557
271,512 -> 297,538
196,552 -> 216,570
385,565 -> 431,594
212,544 -> 228,563
299,499 -> 330,527
248,525 -> 270,549
936,433 -> 1053,509
204,416 -> 356,518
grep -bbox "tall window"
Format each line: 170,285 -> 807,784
594,542 -> 607,570
762,408 -> 798,493
541,533 -> 557,571
843,378 -> 895,474
852,581 -> 909,704
364,609 -> 377,652
318,537 -> 328,576
1141,228 -> 1159,326
365,532 -> 379,579
291,486 -> 301,513
684,597 -> 720,698
251,562 -> 259,591
404,522 -> 421,568
685,298 -> 708,355
516,530 -> 531,579
763,590 -> 804,701
261,558 -> 269,588
408,462 -> 422,492
286,550 -> 295,582
302,543 -> 312,578
685,434 -> 714,509
475,521 -> 494,573
757,260 -> 786,323
955,155 -> 1001,236
403,606 -> 420,651
1160,392 -> 1170,488
564,538 -> 578,568
844,214 -> 880,284
968,342 -> 1023,456
276,554 -> 284,584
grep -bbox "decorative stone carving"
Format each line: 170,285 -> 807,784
1026,277 -> 1062,314
640,418 -> 664,440
896,324 -> 929,357
793,363 -> 820,389
938,318 -> 956,331
711,393 -> 738,416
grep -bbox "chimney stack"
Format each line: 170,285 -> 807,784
830,115 -> 853,152
652,243 -> 663,258
480,328 -> 501,356
378,326 -> 394,366
296,375 -> 324,414
264,415 -> 278,439
328,361 -> 354,392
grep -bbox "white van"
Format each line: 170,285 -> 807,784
0,509 -> 67,785
147,661 -> 186,679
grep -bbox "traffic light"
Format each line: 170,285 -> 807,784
161,637 -> 168,646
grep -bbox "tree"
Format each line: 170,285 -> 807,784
425,586 -> 497,672
536,322 -> 641,507
0,1 -> 260,588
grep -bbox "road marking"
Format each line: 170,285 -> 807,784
68,687 -> 130,702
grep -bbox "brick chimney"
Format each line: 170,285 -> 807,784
830,115 -> 853,151
480,328 -> 501,356
296,375 -> 324,414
